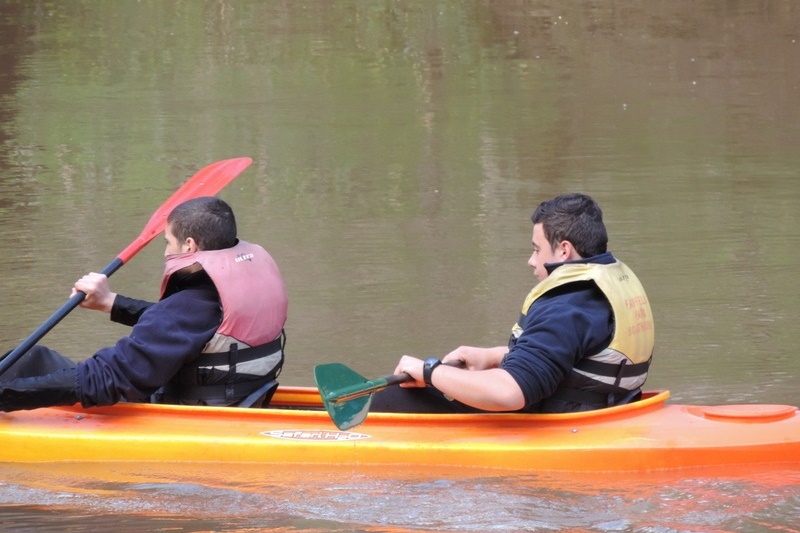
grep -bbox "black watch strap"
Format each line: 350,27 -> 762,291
423,358 -> 442,387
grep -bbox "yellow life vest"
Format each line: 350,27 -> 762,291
511,260 -> 654,407
513,260 -> 654,364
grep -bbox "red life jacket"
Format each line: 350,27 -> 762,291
158,240 -> 288,407
161,240 -> 287,348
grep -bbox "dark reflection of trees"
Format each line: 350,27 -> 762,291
0,1 -> 36,192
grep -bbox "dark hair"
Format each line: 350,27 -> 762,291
167,196 -> 237,251
531,193 -> 607,258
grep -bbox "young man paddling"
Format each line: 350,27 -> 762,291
371,193 -> 654,413
0,197 -> 288,411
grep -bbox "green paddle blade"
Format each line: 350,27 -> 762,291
314,363 -> 375,430
315,360 -> 462,430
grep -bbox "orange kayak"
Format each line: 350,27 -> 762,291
1,389 -> 798,473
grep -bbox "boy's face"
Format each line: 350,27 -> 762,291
164,223 -> 191,256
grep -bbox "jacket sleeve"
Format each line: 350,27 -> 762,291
77,287 -> 222,406
501,283 -> 613,409
110,295 -> 155,326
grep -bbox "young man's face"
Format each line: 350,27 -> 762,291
164,223 -> 190,256
528,223 -> 563,281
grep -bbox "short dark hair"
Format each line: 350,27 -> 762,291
531,193 -> 607,258
167,197 -> 237,251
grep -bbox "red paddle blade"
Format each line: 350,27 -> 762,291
116,157 -> 252,264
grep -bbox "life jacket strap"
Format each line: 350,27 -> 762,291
185,332 -> 285,369
573,357 -> 651,379
159,331 -> 286,407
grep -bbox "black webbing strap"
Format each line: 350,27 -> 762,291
184,334 -> 284,369
160,331 -> 286,405
574,357 -> 651,379
225,343 -> 238,403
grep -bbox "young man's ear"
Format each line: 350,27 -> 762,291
559,240 -> 580,260
184,237 -> 199,253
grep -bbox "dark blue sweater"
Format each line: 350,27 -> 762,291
501,253 -> 615,412
76,272 -> 222,406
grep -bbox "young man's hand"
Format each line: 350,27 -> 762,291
72,272 -> 117,313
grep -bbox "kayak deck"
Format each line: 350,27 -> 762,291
1,389 -> 798,473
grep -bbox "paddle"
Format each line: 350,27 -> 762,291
314,361 -> 461,430
0,157 -> 253,377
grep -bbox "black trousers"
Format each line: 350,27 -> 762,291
1,345 -> 74,381
369,386 -> 484,414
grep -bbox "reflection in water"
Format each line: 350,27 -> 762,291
1,463 -> 798,532
0,0 -> 799,530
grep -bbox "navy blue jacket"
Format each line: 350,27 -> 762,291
76,271 -> 222,406
501,253 -> 615,412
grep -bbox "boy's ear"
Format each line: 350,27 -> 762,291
184,237 -> 199,253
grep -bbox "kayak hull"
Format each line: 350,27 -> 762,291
1,389 -> 798,473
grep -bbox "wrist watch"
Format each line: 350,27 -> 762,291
423,358 -> 442,387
